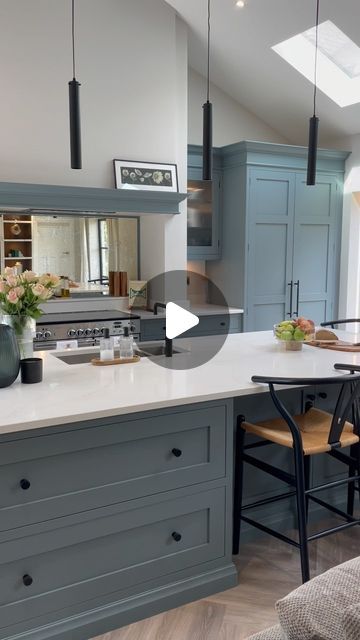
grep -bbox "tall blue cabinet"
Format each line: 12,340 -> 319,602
206,141 -> 349,331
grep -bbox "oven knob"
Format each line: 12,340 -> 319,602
76,328 -> 84,337
84,328 -> 92,336
93,327 -> 101,336
130,325 -> 137,332
35,331 -> 43,340
68,329 -> 76,337
43,330 -> 52,339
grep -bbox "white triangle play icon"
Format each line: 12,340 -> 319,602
166,302 -> 199,339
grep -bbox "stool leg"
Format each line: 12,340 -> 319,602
233,417 -> 245,555
304,455 -> 311,523
294,444 -> 310,583
347,444 -> 356,517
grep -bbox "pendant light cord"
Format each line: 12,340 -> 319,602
313,0 -> 320,116
206,0 -> 211,103
71,0 -> 76,79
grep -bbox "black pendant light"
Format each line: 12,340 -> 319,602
306,0 -> 320,186
69,0 -> 82,169
202,0 -> 212,181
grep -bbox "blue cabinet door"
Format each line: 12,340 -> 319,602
187,167 -> 221,261
246,169 -> 295,331
292,173 -> 339,324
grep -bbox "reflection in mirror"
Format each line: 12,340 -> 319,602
0,214 -> 138,298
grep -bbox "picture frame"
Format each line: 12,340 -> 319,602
113,159 -> 178,192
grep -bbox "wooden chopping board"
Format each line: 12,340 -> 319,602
307,340 -> 360,352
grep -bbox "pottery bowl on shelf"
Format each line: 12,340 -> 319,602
274,317 -> 315,351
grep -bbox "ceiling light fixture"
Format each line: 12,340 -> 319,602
235,1 -> 245,8
306,0 -> 320,186
68,0 -> 82,169
202,0 -> 212,181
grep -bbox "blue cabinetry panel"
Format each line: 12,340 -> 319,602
206,141 -> 347,331
247,170 -> 295,330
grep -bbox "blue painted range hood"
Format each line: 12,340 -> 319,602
0,182 -> 187,217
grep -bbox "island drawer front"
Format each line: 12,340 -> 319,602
0,487 -> 225,630
0,406 -> 226,531
140,315 -> 241,340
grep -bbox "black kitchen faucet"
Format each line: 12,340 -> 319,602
153,302 -> 173,357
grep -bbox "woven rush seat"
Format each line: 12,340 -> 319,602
242,407 -> 359,455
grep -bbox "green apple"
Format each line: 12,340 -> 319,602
281,330 -> 294,341
294,328 -> 305,341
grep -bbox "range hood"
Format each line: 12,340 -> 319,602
0,181 -> 187,217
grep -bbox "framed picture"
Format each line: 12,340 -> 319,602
114,160 -> 178,192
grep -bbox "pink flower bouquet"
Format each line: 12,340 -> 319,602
0,268 -> 60,320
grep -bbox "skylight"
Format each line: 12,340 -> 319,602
272,20 -> 360,107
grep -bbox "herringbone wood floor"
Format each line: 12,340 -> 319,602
92,518 -> 359,640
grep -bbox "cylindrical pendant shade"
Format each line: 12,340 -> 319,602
202,100 -> 213,181
306,115 -> 319,186
69,78 -> 82,169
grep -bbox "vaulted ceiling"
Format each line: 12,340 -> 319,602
166,0 -> 360,145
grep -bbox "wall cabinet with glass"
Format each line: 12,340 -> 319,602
187,145 -> 222,261
0,214 -> 33,273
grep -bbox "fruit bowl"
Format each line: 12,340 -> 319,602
274,318 -> 315,351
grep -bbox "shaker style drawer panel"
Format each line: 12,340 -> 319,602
186,315 -> 230,336
0,488 -> 225,630
140,315 -> 241,340
140,318 -> 166,341
0,406 -> 226,532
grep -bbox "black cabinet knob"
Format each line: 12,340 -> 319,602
172,448 -> 182,458
306,394 -> 315,401
20,478 -> 31,491
318,392 -> 327,399
22,574 -> 33,587
172,531 -> 182,542
220,322 -> 226,326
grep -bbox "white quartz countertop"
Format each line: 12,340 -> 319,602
0,330 -> 358,436
134,304 -> 244,319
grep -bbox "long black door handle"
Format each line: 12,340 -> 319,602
294,280 -> 300,316
287,281 -> 293,317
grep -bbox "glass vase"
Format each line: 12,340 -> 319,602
1,315 -> 36,359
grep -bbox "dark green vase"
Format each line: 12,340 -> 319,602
0,324 -> 20,388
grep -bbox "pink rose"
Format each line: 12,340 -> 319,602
4,267 -> 15,276
22,270 -> 37,282
0,280 -> 8,294
6,275 -> 18,287
14,285 -> 25,298
32,283 -> 46,297
39,273 -> 60,287
6,289 -> 18,304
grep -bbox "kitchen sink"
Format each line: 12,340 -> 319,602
138,344 -> 186,357
53,343 -> 187,365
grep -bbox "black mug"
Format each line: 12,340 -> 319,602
20,358 -> 43,384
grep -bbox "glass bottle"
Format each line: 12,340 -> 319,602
61,276 -> 70,298
100,328 -> 114,362
119,326 -> 134,359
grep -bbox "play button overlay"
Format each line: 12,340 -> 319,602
139,269 -> 230,370
166,303 -> 199,339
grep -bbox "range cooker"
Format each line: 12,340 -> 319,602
34,310 -> 141,350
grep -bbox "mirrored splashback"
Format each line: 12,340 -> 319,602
0,214 -> 139,299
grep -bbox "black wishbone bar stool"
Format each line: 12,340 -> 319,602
321,319 -> 360,329
233,364 -> 360,584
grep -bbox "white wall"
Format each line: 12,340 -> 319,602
328,134 -> 360,320
188,68 -> 288,147
0,0 -> 187,279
